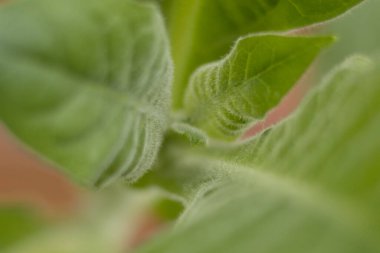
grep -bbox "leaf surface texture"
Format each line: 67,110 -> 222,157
0,0 -> 172,186
161,0 -> 364,107
136,56 -> 380,253
184,35 -> 332,140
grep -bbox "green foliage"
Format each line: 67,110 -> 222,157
322,0 -> 380,72
136,56 -> 380,253
160,0 -> 364,107
184,35 -> 333,140
1,189 -> 161,253
0,0 -> 377,253
0,206 -> 46,250
0,0 -> 172,186
170,122 -> 208,146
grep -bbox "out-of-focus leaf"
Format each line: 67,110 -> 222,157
3,188 -> 161,253
135,56 -> 380,253
161,0 -> 364,108
0,206 -> 46,250
322,0 -> 380,72
184,35 -> 332,141
0,0 -> 172,187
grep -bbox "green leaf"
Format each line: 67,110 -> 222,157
171,123 -> 209,146
0,206 -> 46,250
322,0 -> 380,73
2,188 -> 162,253
0,0 -> 172,187
184,35 -> 333,141
163,0 -> 364,108
135,56 -> 380,253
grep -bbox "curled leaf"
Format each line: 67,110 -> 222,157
184,35 -> 333,140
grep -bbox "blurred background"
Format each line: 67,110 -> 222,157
0,0 -> 379,245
